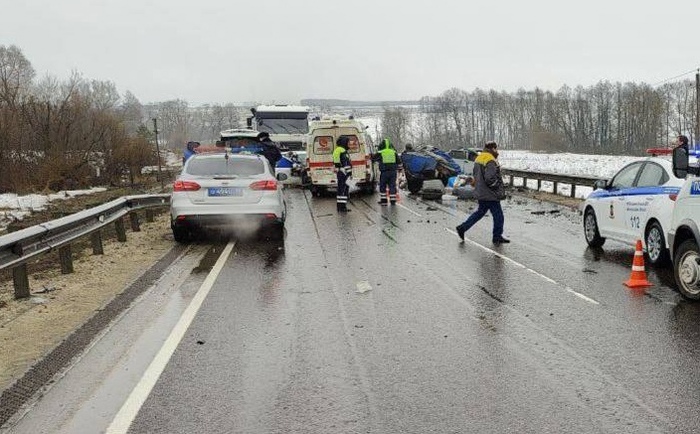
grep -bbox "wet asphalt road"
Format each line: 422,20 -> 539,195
7,188 -> 700,434
122,189 -> 700,434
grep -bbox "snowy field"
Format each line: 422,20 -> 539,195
498,150 -> 647,200
0,150 -> 649,233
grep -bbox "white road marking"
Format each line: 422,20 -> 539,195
445,228 -> 599,305
397,202 -> 422,217
106,241 -> 236,434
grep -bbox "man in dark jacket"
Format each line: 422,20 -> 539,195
372,138 -> 402,205
257,132 -> 282,168
455,141 -> 510,244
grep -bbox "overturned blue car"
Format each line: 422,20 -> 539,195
400,145 -> 462,194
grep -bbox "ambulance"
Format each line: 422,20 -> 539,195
306,116 -> 378,197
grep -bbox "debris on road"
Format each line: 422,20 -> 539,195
355,281 -> 372,294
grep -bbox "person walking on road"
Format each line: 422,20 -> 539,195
456,141 -> 510,244
373,138 -> 402,205
333,136 -> 352,213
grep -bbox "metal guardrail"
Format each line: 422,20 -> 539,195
501,168 -> 601,198
0,194 -> 170,299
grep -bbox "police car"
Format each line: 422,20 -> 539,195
668,146 -> 700,299
582,150 -> 684,266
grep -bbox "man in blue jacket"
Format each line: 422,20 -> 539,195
456,141 -> 510,244
183,141 -> 200,164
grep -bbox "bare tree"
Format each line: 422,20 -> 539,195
380,106 -> 411,151
0,45 -> 34,108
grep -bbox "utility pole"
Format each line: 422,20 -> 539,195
153,118 -> 164,190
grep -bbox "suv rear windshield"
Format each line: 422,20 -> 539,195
187,157 -> 266,177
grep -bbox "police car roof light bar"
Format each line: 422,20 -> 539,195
646,148 -> 673,156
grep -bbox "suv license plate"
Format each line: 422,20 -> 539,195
208,187 -> 243,197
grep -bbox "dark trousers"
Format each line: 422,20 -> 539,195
379,170 -> 397,204
336,172 -> 349,211
457,200 -> 504,239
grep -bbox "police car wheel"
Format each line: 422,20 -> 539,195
583,208 -> 605,248
673,239 -> 700,300
645,222 -> 670,266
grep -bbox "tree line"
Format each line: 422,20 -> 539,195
0,45 -> 241,193
381,81 -> 698,154
3,42 -> 697,192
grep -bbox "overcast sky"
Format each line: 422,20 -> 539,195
1,0 -> 698,105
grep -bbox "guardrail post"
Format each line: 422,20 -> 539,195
129,212 -> 141,232
537,179 -> 542,191
59,245 -> 73,274
146,210 -> 155,222
553,181 -> 559,195
13,265 -> 30,299
115,218 -> 127,242
509,175 -> 514,186
523,177 -> 528,189
570,184 -> 576,198
91,231 -> 104,255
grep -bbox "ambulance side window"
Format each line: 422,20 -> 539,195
610,162 -> 643,189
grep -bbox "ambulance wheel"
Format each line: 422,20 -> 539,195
583,207 -> 605,248
311,186 -> 325,197
645,221 -> 669,266
362,182 -> 376,195
674,239 -> 700,300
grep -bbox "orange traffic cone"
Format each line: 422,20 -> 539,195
386,187 -> 400,203
624,240 -> 652,288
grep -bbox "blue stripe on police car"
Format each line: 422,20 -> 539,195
587,185 -> 681,199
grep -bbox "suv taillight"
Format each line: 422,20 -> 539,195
249,180 -> 278,191
669,193 -> 678,201
173,180 -> 201,191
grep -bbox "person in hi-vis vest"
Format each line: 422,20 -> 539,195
372,138 -> 402,205
333,136 -> 352,212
